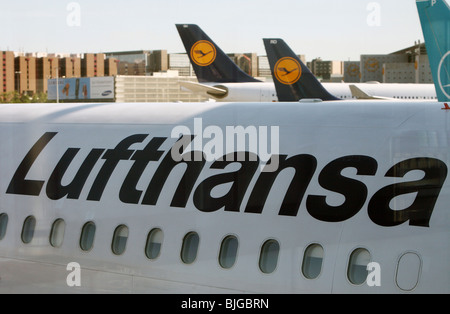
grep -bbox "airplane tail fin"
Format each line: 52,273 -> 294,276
263,38 -> 340,101
416,0 -> 450,102
176,24 -> 260,83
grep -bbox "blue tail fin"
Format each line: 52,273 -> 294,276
176,24 -> 260,83
417,0 -> 450,102
263,38 -> 340,101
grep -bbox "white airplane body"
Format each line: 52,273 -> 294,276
0,100 -> 449,294
182,81 -> 437,102
329,82 -> 437,100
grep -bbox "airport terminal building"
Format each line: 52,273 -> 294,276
360,43 -> 432,83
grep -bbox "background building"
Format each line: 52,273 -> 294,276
82,53 -> 105,77
415,54 -> 433,83
257,56 -> 271,78
228,53 -> 259,78
115,74 -> 208,103
1,51 -> 15,93
308,58 -> 344,82
168,53 -> 193,76
0,41 -> 434,102
36,57 -> 59,94
60,56 -> 82,78
361,54 -> 407,82
361,42 -> 431,83
343,61 -> 361,83
0,51 -> 117,95
15,56 -> 36,94
105,50 -> 168,76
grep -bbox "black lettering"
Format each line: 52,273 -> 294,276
194,152 -> 259,212
368,158 -> 448,227
87,134 -> 148,201
7,132 -> 57,196
142,136 -> 205,207
306,156 -> 378,222
46,148 -> 105,200
245,154 -> 317,216
119,137 -> 166,204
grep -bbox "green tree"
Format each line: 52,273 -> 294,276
0,91 -> 49,103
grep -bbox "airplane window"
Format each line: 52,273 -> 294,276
219,235 -> 239,269
181,232 -> 199,264
49,218 -> 66,248
302,244 -> 324,279
347,248 -> 371,285
21,216 -> 36,244
259,239 -> 280,274
80,221 -> 96,251
112,225 -> 129,255
145,228 -> 164,260
0,213 -> 8,240
396,252 -> 422,291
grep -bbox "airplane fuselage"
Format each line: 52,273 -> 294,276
0,101 -> 449,293
201,82 -> 437,102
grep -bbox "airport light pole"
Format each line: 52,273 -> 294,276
56,67 -> 59,103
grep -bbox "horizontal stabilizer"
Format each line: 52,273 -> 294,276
179,81 -> 228,97
349,85 -> 392,100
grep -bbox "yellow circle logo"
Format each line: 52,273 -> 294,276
274,57 -> 302,85
347,64 -> 360,77
365,58 -> 379,72
191,40 -> 217,66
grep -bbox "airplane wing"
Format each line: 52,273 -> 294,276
349,85 -> 394,100
179,81 -> 228,97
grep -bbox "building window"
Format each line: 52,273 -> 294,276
347,248 -> 371,285
181,232 -> 199,264
80,221 -> 96,251
145,228 -> 164,260
49,218 -> 66,248
219,235 -> 239,269
21,216 -> 36,244
259,239 -> 280,274
0,213 -> 8,241
111,225 -> 129,255
302,244 -> 324,279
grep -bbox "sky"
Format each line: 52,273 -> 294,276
1,0 -> 446,62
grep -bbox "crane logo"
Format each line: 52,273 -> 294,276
438,51 -> 450,100
274,57 -> 302,85
347,64 -> 360,77
191,40 -> 217,66
365,58 -> 379,72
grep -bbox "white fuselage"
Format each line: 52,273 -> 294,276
205,82 -> 437,102
0,101 -> 449,294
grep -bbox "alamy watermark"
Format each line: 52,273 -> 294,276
67,2 -> 81,27
171,118 -> 280,172
367,262 -> 381,287
367,2 -> 381,27
66,262 -> 81,287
